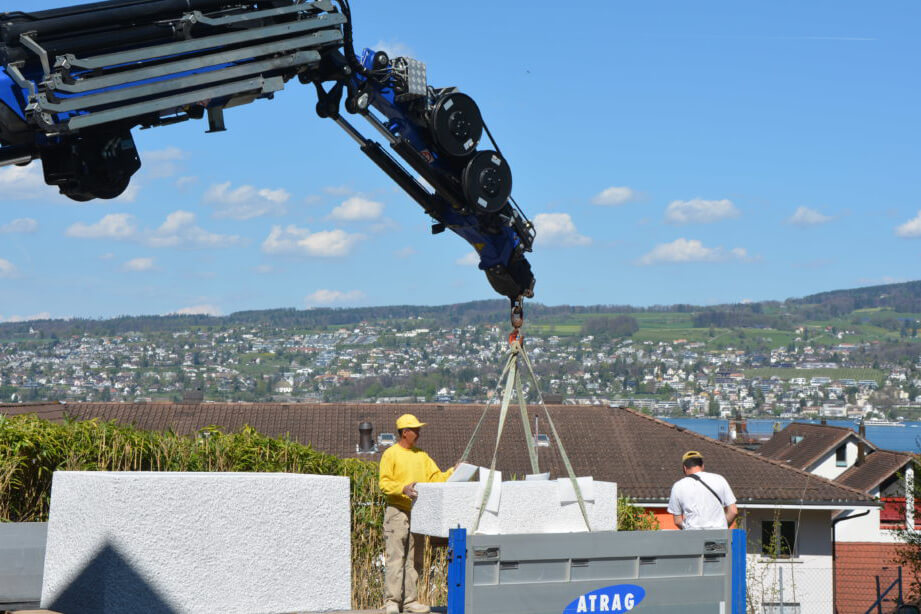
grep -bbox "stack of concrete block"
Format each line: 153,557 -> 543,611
41,471 -> 351,614
411,478 -> 617,537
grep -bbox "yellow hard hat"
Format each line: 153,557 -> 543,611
396,413 -> 426,430
682,450 -> 703,462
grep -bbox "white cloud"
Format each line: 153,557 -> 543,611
0,218 -> 38,234
143,146 -> 187,179
305,289 -> 366,306
456,252 -> 479,266
66,211 -> 240,248
262,225 -> 364,258
203,181 -> 290,220
170,304 -> 222,316
114,183 -> 141,203
66,213 -> 137,239
533,213 -> 591,247
637,238 -> 749,265
0,258 -> 17,278
895,210 -> 921,238
175,176 -> 198,190
664,198 -> 739,225
329,196 -> 384,221
100,252 -> 115,260
0,165 -> 57,200
372,40 -> 414,59
787,206 -> 833,226
591,186 -> 637,206
145,147 -> 185,162
1,311 -> 51,322
253,264 -> 274,274
394,247 -> 416,258
369,218 -> 399,234
122,257 -> 155,272
145,210 -> 242,248
324,185 -> 353,196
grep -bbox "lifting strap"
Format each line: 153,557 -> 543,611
459,350 -> 515,465
519,344 -> 592,531
470,336 -> 591,533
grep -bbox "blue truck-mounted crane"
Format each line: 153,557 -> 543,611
0,10 -> 756,612
0,0 -> 535,322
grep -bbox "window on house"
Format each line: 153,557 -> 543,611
836,445 -> 847,467
761,520 -> 797,558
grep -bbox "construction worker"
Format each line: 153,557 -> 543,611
668,450 -> 738,530
379,413 -> 456,614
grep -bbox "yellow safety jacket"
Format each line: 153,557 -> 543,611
379,444 -> 453,511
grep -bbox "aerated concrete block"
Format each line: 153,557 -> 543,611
41,471 -> 350,614
412,479 -> 617,537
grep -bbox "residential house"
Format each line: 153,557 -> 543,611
759,422 -> 916,612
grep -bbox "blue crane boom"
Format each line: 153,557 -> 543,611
0,0 -> 535,314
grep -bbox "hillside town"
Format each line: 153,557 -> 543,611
2,321 -> 920,421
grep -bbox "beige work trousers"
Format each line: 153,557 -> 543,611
383,504 -> 425,608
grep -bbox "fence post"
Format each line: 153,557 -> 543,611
876,576 -> 882,614
899,566 -> 904,605
779,567 -> 784,614
447,527 -> 466,614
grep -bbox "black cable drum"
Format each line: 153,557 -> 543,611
429,91 -> 483,158
462,149 -> 512,214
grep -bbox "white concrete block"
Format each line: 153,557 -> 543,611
41,471 -> 351,614
412,478 -> 617,537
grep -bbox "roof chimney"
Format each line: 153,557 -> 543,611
857,419 -> 866,466
358,421 -> 375,454
181,383 -> 204,405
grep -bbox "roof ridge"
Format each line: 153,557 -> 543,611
870,448 -> 915,459
614,406 -> 873,501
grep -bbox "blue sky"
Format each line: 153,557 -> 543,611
1,1 -> 919,321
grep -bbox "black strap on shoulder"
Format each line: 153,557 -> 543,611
689,474 -> 724,507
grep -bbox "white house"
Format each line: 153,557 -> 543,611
759,422 -> 915,611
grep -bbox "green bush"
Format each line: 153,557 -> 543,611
617,495 -> 661,531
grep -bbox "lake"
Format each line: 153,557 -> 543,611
662,417 -> 921,454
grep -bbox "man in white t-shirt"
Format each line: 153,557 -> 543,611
667,450 -> 738,530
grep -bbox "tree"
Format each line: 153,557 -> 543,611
893,461 -> 921,600
708,398 -> 720,417
581,315 -> 639,340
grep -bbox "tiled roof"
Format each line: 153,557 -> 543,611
0,402 -> 873,506
0,401 -> 68,421
836,449 -> 913,494
758,422 -> 874,470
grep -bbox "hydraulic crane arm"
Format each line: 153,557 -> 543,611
0,0 -> 536,306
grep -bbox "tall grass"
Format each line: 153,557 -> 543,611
0,414 -> 406,608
